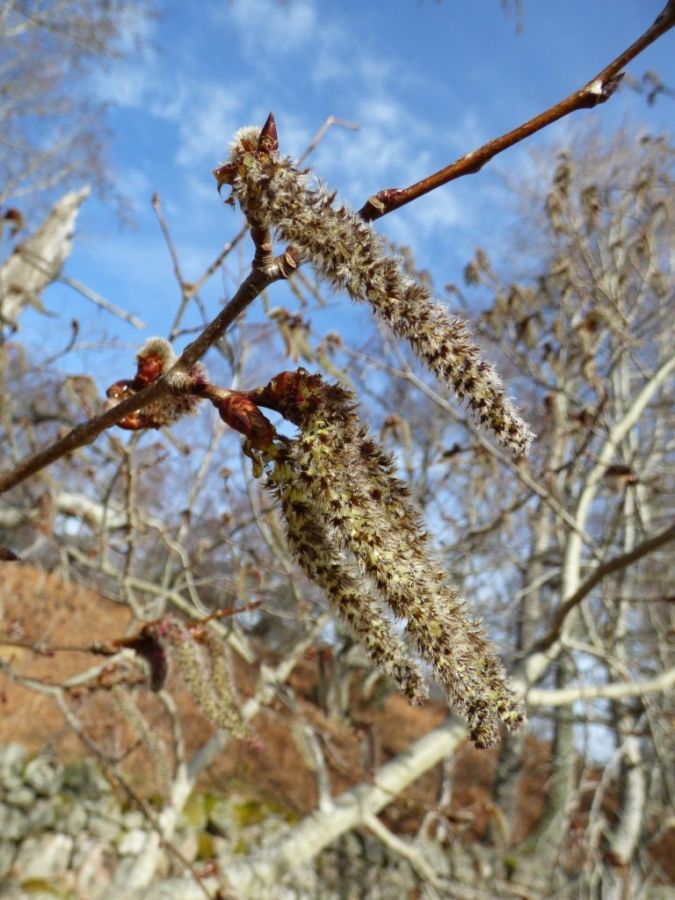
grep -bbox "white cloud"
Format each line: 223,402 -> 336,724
380,188 -> 466,256
98,54 -> 250,170
172,84 -> 244,167
220,0 -> 319,56
94,62 -> 156,108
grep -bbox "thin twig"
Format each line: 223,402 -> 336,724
59,274 -> 146,329
295,114 -> 360,166
180,226 -> 248,302
0,264 -> 280,494
359,2 -> 675,221
0,637 -> 116,656
152,192 -> 187,291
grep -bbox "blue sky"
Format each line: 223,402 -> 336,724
19,0 -> 675,379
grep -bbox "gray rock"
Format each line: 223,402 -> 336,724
25,798 -> 57,834
121,810 -> 145,832
0,744 -> 27,793
123,876 -> 222,900
0,802 -> 27,840
3,786 -> 35,810
23,756 -> 63,797
117,828 -> 148,856
13,832 -> 74,879
0,840 -> 17,880
62,758 -> 110,799
88,811 -> 123,842
52,793 -> 89,836
81,790 -> 119,820
72,838 -> 114,899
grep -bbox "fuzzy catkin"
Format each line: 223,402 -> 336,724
269,472 -> 428,704
169,624 -> 246,738
106,337 -> 207,430
227,134 -> 534,457
111,685 -> 172,793
262,371 -> 525,747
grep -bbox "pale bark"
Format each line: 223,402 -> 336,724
0,187 -> 89,328
223,717 -> 467,894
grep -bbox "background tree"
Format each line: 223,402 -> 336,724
0,0 -> 153,215
0,2 -> 674,899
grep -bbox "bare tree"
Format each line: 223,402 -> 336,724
0,0 -> 153,214
0,3 -> 674,899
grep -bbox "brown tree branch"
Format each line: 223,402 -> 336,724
0,264 -> 281,494
359,1 -> 675,221
532,519 -> 675,654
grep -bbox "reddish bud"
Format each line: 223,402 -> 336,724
134,353 -> 164,387
263,369 -> 323,420
3,207 -> 24,237
133,338 -> 175,386
106,380 -> 136,401
105,380 -> 158,429
117,412 -> 162,431
217,393 -> 275,449
213,162 -> 237,192
265,370 -> 303,407
258,112 -> 279,154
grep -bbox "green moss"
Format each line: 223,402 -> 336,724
233,836 -> 249,855
19,879 -> 73,899
196,832 -> 216,860
231,799 -> 266,828
231,798 -> 298,828
503,854 -> 519,877
181,793 -> 209,831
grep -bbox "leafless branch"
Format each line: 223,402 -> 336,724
360,1 -> 675,220
58,274 -> 145,329
526,666 -> 675,707
534,520 -> 675,653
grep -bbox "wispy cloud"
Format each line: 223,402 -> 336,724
172,84 -> 245,167
89,0 -> 488,317
219,0 -> 320,57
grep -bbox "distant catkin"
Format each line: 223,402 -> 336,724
111,685 -> 172,793
223,129 -> 534,457
260,370 -> 525,746
167,622 -> 247,738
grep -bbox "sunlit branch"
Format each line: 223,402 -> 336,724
533,520 -> 675,653
0,264 -> 281,494
526,666 -> 675,707
359,1 -> 675,221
